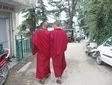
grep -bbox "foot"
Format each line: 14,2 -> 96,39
38,79 -> 45,85
56,77 -> 62,84
45,73 -> 50,79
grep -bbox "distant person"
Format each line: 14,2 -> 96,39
50,21 -> 68,84
77,31 -> 81,38
76,31 -> 81,42
32,20 -> 50,84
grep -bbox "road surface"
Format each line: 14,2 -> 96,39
5,41 -> 112,85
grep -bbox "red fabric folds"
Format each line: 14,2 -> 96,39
50,27 -> 68,77
32,28 -> 50,79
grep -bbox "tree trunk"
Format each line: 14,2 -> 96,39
40,0 -> 47,20
67,0 -> 78,38
68,0 -> 78,29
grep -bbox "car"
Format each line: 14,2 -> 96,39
96,37 -> 112,66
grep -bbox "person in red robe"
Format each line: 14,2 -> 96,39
32,20 -> 50,84
50,21 -> 68,84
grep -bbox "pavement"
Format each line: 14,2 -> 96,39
5,40 -> 112,85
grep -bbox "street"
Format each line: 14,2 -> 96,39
5,41 -> 112,85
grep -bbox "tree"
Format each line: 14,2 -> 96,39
48,0 -> 79,29
18,0 -> 80,35
22,8 -> 36,33
18,0 -> 47,34
81,0 -> 112,44
68,0 -> 78,29
36,0 -> 47,20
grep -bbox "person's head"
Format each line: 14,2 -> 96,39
41,20 -> 48,29
53,20 -> 60,28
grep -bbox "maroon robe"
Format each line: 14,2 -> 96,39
32,28 -> 50,80
50,27 -> 68,77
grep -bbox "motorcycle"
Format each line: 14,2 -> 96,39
0,48 -> 10,85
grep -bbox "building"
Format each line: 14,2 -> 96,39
0,0 -> 36,57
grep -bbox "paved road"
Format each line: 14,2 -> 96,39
5,41 -> 112,85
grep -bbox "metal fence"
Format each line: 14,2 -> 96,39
15,35 -> 32,61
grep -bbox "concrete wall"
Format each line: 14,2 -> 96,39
0,0 -> 36,56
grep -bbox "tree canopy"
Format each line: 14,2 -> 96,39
79,0 -> 112,44
18,0 -> 79,34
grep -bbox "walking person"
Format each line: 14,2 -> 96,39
32,20 -> 50,84
50,21 -> 68,84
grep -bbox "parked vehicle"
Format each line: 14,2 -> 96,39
85,41 -> 97,57
95,37 -> 112,66
80,33 -> 85,40
65,29 -> 74,42
74,31 -> 85,43
75,31 -> 81,42
0,48 -> 10,85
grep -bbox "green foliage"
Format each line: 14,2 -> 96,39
81,0 -> 112,45
18,0 -> 47,33
17,8 -> 36,33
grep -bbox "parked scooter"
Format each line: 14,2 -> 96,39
0,48 -> 10,85
85,41 -> 98,57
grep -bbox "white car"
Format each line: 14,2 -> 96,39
96,37 -> 112,66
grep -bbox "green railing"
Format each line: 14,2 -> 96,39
15,35 -> 32,61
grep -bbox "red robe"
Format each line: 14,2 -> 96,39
50,27 -> 68,77
32,28 -> 50,80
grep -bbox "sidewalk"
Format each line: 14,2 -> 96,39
5,41 -> 112,85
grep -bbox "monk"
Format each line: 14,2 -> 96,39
32,20 -> 50,84
50,21 -> 68,84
